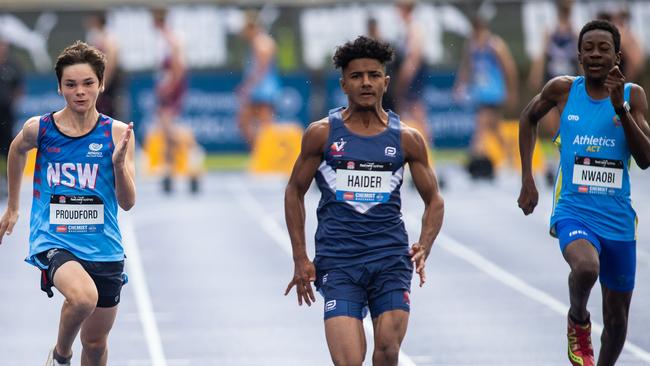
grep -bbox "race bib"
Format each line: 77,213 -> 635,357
335,160 -> 392,203
572,156 -> 623,192
49,195 -> 104,234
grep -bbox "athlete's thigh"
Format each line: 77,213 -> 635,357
599,238 -> 636,292
53,260 -> 98,301
372,309 -> 409,347
81,306 -> 119,342
325,316 -> 366,365
556,219 -> 601,268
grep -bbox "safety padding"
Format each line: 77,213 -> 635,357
249,122 -> 304,175
484,120 -> 545,173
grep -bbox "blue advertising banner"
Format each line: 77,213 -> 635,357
16,71 -> 467,152
325,72 -> 475,149
15,72 -> 311,153
16,75 -> 65,129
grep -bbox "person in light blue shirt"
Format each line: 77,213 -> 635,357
0,41 -> 135,366
518,20 -> 650,366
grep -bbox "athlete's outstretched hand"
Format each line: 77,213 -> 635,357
0,209 -> 19,245
113,122 -> 133,167
605,66 -> 626,109
285,257 -> 317,306
409,243 -> 429,287
518,176 -> 539,215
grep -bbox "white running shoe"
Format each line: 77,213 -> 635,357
45,348 -> 71,366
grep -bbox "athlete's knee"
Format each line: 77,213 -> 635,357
373,341 -> 400,365
80,334 -> 108,358
65,288 -> 98,317
603,308 -> 629,333
571,257 -> 599,283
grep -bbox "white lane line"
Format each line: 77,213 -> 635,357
230,181 -> 417,366
120,212 -> 167,366
403,214 -> 650,364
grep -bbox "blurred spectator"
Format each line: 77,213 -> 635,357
151,7 -> 196,193
366,16 -> 398,113
85,11 -> 123,119
392,0 -> 429,142
237,10 -> 280,150
528,0 -> 578,91
597,6 -> 644,83
0,37 -> 23,199
612,6 -> 644,83
454,11 -> 518,179
528,0 -> 578,186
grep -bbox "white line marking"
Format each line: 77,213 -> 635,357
230,181 -> 417,366
403,214 -> 650,364
120,212 -> 167,366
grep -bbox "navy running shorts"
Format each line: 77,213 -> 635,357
315,255 -> 413,320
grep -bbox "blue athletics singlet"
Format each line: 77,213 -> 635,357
314,108 -> 409,270
469,37 -> 506,106
551,76 -> 636,241
26,113 -> 123,265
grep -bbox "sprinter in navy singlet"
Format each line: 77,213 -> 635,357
284,36 -> 444,366
0,41 -> 136,366
518,20 -> 650,366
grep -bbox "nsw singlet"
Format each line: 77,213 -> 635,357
27,113 -> 123,265
551,76 -> 636,241
314,108 -> 408,269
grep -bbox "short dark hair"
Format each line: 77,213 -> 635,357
55,41 -> 106,85
333,36 -> 394,71
578,20 -> 620,53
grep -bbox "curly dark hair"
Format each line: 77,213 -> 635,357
332,36 -> 394,71
578,20 -> 620,53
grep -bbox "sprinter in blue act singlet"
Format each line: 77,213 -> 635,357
518,21 -> 650,366
284,36 -> 444,366
0,41 -> 136,366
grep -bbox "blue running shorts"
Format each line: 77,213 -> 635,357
556,219 -> 636,292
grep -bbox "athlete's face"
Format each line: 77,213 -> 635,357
579,29 -> 621,80
340,58 -> 389,110
59,63 -> 102,114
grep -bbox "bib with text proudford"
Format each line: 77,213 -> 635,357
335,160 -> 393,203
49,194 -> 104,234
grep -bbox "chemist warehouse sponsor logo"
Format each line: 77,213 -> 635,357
572,134 -> 615,153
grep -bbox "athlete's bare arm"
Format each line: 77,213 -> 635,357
518,76 -> 573,215
402,125 -> 444,287
284,119 -> 329,306
0,117 -> 40,243
112,121 -> 136,211
605,67 -> 650,169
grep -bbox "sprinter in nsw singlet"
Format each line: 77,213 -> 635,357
0,41 -> 135,366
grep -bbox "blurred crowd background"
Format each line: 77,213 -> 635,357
0,0 -> 649,173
